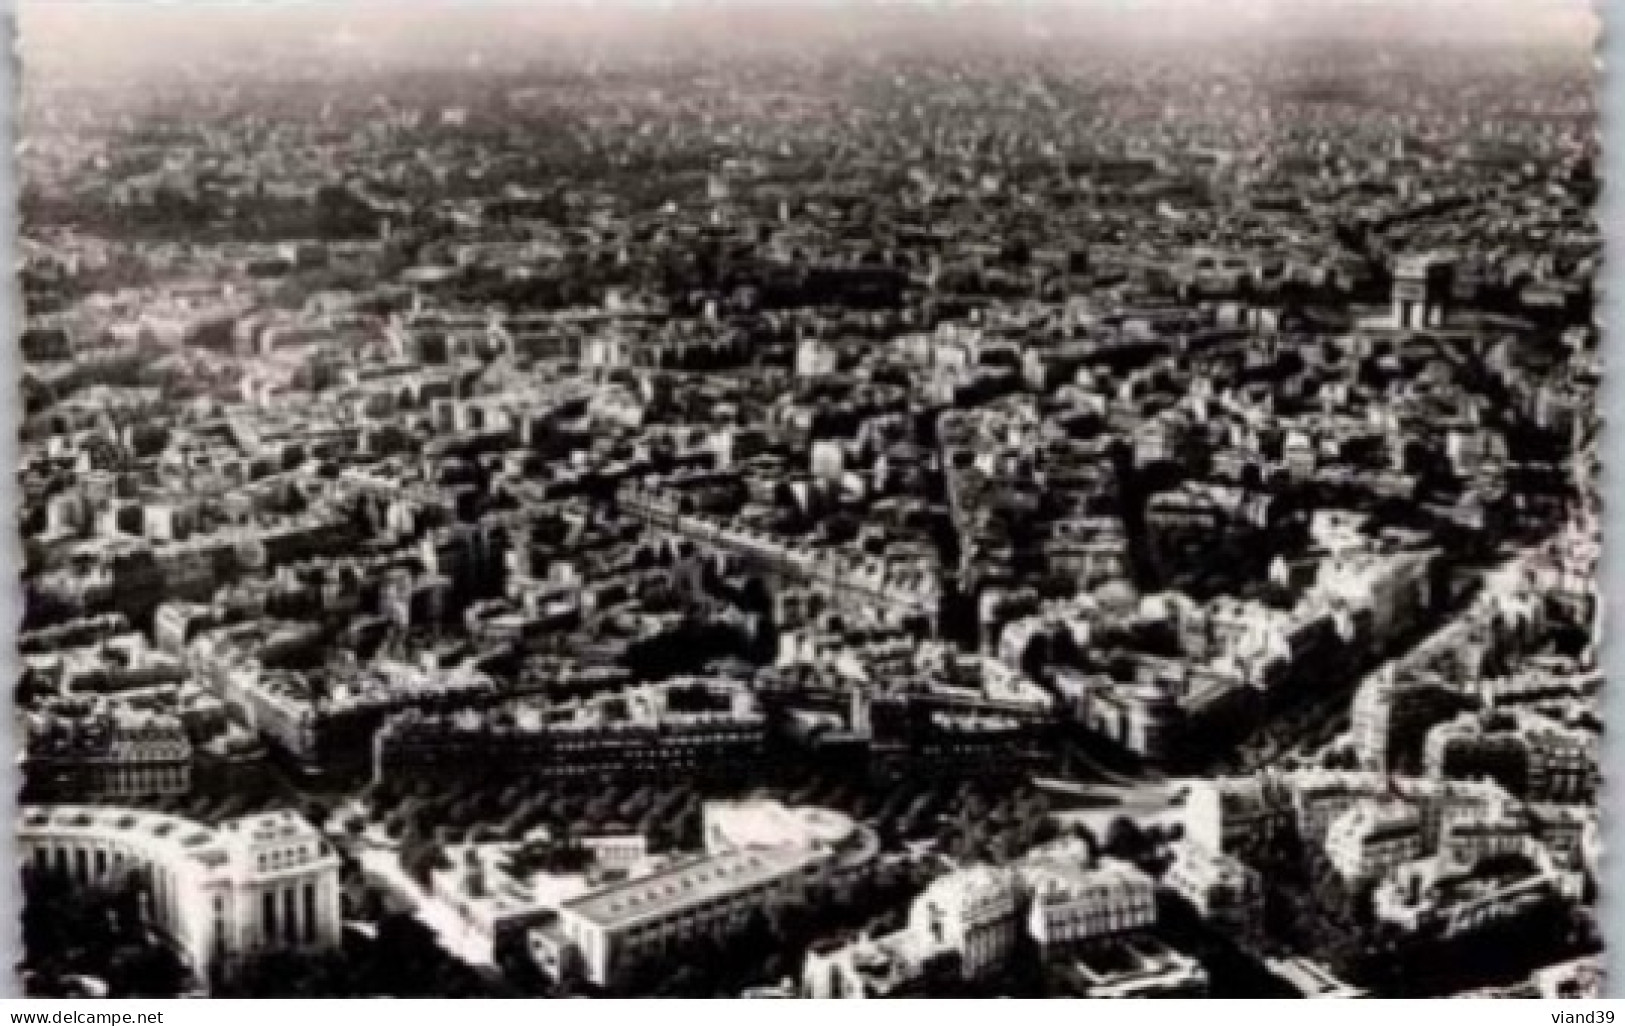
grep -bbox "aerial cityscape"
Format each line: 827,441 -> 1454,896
13,0 -> 1604,1000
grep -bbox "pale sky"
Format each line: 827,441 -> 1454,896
19,0 -> 1601,83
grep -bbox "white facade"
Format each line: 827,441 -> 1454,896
578,833 -> 649,870
18,805 -> 341,986
908,865 -> 1021,979
551,802 -> 877,988
1022,858 -> 1156,952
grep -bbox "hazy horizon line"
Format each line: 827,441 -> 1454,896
22,0 -> 1599,80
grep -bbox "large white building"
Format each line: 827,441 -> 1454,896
18,805 -> 342,986
542,801 -> 878,989
909,865 -> 1022,979
1021,858 -> 1156,954
1188,769 -> 1512,859
803,850 -> 1174,998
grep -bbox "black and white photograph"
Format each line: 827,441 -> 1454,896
11,0 -> 1605,1000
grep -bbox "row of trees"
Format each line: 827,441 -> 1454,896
365,769 -> 1100,867
367,776 -> 709,855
